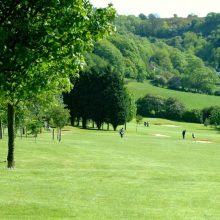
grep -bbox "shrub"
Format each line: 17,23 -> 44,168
210,106 -> 220,126
167,76 -> 182,90
183,109 -> 203,123
136,94 -> 165,117
204,118 -> 210,126
164,97 -> 185,120
214,90 -> 220,96
202,106 -> 218,122
151,75 -> 167,87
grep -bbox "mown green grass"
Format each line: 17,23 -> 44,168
1,119 -> 220,219
126,80 -> 220,109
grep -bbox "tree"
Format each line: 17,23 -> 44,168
167,76 -> 182,90
0,107 -> 6,140
125,92 -> 137,123
151,46 -> 173,71
202,106 -> 217,122
181,54 -> 219,93
210,107 -> 220,127
139,13 -> 147,20
164,97 -> 185,120
204,118 -> 210,127
104,71 -> 129,130
169,49 -> 187,73
26,120 -> 42,142
136,115 -> 143,132
64,66 -> 130,131
93,39 -> 125,77
109,33 -> 151,80
182,32 -> 199,51
136,94 -> 165,117
212,47 -> 220,69
202,13 -> 220,36
64,71 -> 95,129
182,109 -> 202,123
152,75 -> 168,87
0,1 -> 116,168
47,105 -> 70,142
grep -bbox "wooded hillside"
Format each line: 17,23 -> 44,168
85,13 -> 220,95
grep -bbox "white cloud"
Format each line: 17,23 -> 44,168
89,0 -> 220,17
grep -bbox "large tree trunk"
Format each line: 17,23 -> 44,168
76,118 -> 80,127
52,129 -> 55,140
82,117 -> 87,129
113,124 -> 117,131
0,119 -> 3,139
59,128 -> 61,142
70,116 -> 74,126
7,103 -> 15,168
96,121 -> 102,130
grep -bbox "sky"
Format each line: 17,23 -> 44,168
89,0 -> 220,18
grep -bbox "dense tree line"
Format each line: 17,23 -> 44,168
64,66 -> 136,131
136,94 -> 220,126
136,94 -> 186,120
0,93 -> 70,141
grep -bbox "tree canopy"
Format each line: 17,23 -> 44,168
84,13 -> 220,94
64,66 -> 133,131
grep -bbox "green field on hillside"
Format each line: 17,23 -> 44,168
1,120 -> 220,219
127,80 -> 220,109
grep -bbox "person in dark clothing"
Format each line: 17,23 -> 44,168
119,127 -> 124,138
182,130 -> 186,139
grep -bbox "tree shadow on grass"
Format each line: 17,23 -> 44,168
197,126 -> 220,134
215,127 -> 220,134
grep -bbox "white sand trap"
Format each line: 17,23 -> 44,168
162,124 -> 180,127
155,134 -> 170,137
195,140 -> 212,144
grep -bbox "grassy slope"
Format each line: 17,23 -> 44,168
1,120 -> 220,219
126,80 -> 220,109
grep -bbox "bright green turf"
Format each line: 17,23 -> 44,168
1,119 -> 220,219
126,80 -> 220,109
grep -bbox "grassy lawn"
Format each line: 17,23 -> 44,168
1,119 -> 220,219
126,80 -> 220,109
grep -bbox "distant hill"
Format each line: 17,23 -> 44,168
126,80 -> 220,110
84,13 -> 220,95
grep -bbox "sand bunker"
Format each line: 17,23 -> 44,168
195,140 -> 212,144
155,134 -> 170,137
154,123 -> 180,127
162,124 -> 180,127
